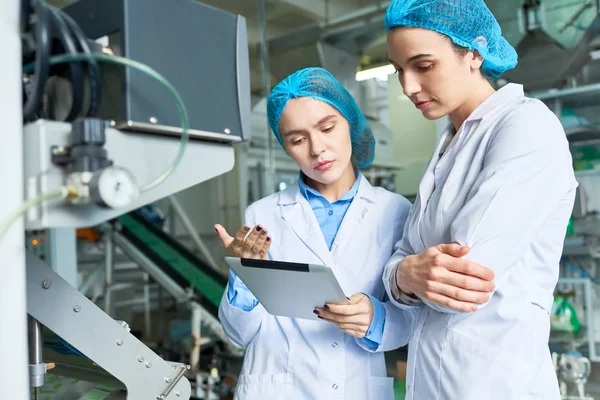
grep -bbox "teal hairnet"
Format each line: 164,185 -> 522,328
385,0 -> 518,78
267,67 -> 375,169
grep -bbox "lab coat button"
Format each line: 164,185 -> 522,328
328,210 -> 334,216
332,384 -> 338,390
332,342 -> 338,348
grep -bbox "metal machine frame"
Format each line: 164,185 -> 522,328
27,251 -> 192,399
0,0 -> 252,397
1,3 -> 29,399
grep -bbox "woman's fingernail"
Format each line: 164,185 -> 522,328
261,230 -> 267,236
215,228 -> 218,233
256,225 -> 263,232
318,316 -> 323,320
313,309 -> 319,315
324,304 -> 330,310
346,297 -> 351,300
267,237 -> 271,242
243,226 -> 250,232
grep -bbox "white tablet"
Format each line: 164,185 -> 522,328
224,257 -> 348,320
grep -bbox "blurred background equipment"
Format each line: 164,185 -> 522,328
554,351 -> 594,400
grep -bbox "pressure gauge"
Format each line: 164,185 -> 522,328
90,167 -> 139,209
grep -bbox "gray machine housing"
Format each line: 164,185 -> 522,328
63,0 -> 252,142
23,120 -> 235,230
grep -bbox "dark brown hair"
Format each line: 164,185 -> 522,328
439,33 -> 490,80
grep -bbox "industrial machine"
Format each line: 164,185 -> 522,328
2,0 -> 250,398
554,351 -> 594,400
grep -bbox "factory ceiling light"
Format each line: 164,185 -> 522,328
355,63 -> 396,81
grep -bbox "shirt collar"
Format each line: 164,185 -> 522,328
278,173 -> 376,206
467,83 -> 524,122
298,171 -> 362,204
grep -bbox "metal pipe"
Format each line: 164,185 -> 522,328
190,304 -> 202,371
78,254 -> 133,264
104,230 -> 114,315
269,1 -> 390,53
28,316 -> 45,390
78,267 -> 103,296
553,97 -> 562,118
28,317 -> 42,366
167,196 -> 220,271
143,272 -> 152,338
259,0 -> 276,195
114,298 -> 147,308
325,15 -> 382,38
531,82 -> 600,100
560,0 -> 593,33
158,286 -> 165,342
325,0 -> 389,26
584,279 -> 598,362
106,282 -> 137,292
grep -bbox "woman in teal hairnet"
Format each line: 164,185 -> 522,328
381,0 -> 578,399
214,67 -> 419,399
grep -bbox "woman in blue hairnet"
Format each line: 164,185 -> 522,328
379,0 -> 578,399
215,67 -> 419,399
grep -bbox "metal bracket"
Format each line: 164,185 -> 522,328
26,250 -> 192,399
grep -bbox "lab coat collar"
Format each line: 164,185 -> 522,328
278,173 -> 375,206
298,171 -> 361,204
279,186 -> 334,266
467,83 -> 524,122
277,174 -> 375,266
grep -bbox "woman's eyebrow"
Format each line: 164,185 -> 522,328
314,115 -> 337,127
389,54 -> 434,65
283,115 -> 337,138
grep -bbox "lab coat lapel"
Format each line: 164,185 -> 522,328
417,128 -> 451,216
411,129 -> 452,251
330,176 -> 374,256
279,185 -> 335,267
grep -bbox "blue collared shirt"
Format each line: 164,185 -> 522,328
227,173 -> 386,350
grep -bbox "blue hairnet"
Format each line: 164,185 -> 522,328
385,0 -> 518,78
267,67 -> 375,169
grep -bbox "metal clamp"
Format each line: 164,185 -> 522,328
28,364 -> 47,376
157,364 -> 191,399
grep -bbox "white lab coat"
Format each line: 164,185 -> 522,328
219,175 -> 418,400
382,84 -> 578,400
